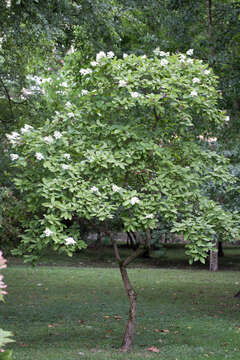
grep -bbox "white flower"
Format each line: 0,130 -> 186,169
90,186 -> 99,193
63,153 -> 71,159
225,116 -> 230,122
6,131 -> 21,145
35,152 -> 44,160
204,69 -> 210,75
123,53 -> 128,59
91,61 -> 98,67
43,136 -> 54,144
107,51 -> 114,58
130,197 -> 140,205
61,82 -> 68,87
118,80 -> 127,87
96,51 -> 106,62
187,58 -> 194,64
153,47 -> 160,56
10,153 -> 19,161
112,185 -> 120,192
190,90 -> 198,97
160,58 -> 169,66
80,68 -> 92,76
131,92 -> 140,98
66,101 -> 72,107
62,164 -> 70,170
186,49 -> 194,56
65,237 -> 76,245
54,131 -> 62,139
192,77 -> 200,83
44,228 -> 54,237
81,89 -> 89,95
6,0 -> 11,8
145,214 -> 154,219
68,112 -> 75,118
21,124 -> 33,134
160,51 -> 169,57
141,55 -> 147,59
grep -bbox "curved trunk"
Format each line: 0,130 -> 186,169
119,264 -> 137,352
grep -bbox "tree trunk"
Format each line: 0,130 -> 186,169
209,240 -> 218,271
119,264 -> 137,352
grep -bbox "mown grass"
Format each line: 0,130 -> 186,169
2,246 -> 240,359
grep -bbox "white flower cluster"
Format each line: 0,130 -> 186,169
62,164 -> 70,170
21,124 -> 33,134
130,197 -> 140,205
44,228 -> 54,237
153,48 -> 169,57
204,69 -> 210,75
118,80 -> 127,87
90,186 -> 99,193
63,153 -> 71,160
80,68 -> 92,76
192,77 -> 200,84
65,237 -> 76,245
145,214 -> 154,219
190,90 -> 198,97
10,153 -> 19,161
54,131 -> 62,139
112,184 -> 120,192
160,58 -> 169,66
43,136 -> 54,144
186,49 -> 194,56
6,131 -> 21,145
35,152 -> 44,160
131,92 -> 140,98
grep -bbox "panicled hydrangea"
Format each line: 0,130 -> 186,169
44,228 -> 54,237
54,131 -> 62,139
192,77 -> 200,83
112,184 -> 120,192
186,49 -> 194,56
96,51 -> 106,62
43,135 -> 54,144
65,237 -> 76,245
190,90 -> 198,97
10,153 -> 19,161
35,152 -> 44,160
80,68 -> 92,76
118,80 -> 127,87
130,197 -> 140,205
90,186 -> 99,193
131,92 -> 140,98
107,51 -> 114,59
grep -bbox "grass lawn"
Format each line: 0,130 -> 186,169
1,246 -> 240,359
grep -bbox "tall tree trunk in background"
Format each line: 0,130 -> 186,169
206,0 -> 215,61
210,240 -> 218,271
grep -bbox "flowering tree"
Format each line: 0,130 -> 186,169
7,49 -> 240,351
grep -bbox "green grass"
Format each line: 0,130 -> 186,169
2,246 -> 240,359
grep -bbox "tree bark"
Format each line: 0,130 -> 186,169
209,240 -> 218,271
119,264 -> 137,352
